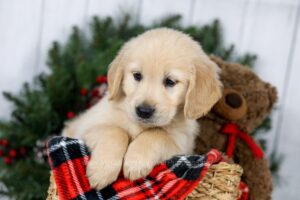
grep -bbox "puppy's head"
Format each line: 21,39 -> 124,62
108,28 -> 222,126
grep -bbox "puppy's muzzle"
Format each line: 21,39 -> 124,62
136,104 -> 155,119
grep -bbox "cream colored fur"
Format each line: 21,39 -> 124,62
63,28 -> 222,190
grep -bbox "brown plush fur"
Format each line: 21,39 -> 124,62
195,56 -> 277,200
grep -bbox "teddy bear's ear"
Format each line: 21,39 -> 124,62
184,56 -> 223,119
266,83 -> 278,110
209,55 -> 226,70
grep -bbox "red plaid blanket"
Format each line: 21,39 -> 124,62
47,137 -> 222,200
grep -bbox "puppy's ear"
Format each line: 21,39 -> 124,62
184,56 -> 223,119
108,51 -> 126,100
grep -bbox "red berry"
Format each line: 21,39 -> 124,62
96,76 -> 107,84
91,89 -> 99,97
2,139 -> 8,147
9,149 -> 17,157
67,111 -> 75,119
19,147 -> 27,155
4,156 -> 12,164
0,150 -> 3,157
80,88 -> 88,96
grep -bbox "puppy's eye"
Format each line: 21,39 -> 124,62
133,72 -> 142,81
164,78 -> 177,87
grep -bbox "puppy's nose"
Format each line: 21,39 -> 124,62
136,104 -> 155,119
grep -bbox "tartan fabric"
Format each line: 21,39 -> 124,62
47,136 -> 222,200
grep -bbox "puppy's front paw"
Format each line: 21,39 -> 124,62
86,157 -> 122,190
123,148 -> 157,181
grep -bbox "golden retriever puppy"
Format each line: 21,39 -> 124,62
63,28 -> 222,190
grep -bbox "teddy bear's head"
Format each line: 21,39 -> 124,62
207,56 -> 277,133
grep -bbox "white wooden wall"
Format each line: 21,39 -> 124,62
0,0 -> 299,199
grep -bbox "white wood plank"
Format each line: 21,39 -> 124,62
259,0 -> 298,6
87,0 -> 141,21
139,0 -> 194,26
273,2 -> 300,199
37,0 -> 88,73
192,0 -> 248,47
0,0 -> 44,119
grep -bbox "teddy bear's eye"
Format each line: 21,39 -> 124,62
164,78 -> 177,87
133,72 -> 142,82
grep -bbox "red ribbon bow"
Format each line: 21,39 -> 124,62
221,123 -> 264,159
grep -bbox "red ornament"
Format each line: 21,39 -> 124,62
96,76 -> 107,84
9,149 -> 17,157
4,156 -> 12,164
1,139 -> 9,147
19,147 -> 27,155
67,111 -> 75,119
80,88 -> 88,96
0,150 -> 3,157
91,88 -> 99,97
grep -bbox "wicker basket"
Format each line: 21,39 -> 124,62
47,162 -> 243,200
47,173 -> 59,200
186,162 -> 243,200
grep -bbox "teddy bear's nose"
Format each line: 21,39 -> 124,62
225,93 -> 242,108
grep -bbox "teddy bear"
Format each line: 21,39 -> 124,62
194,56 -> 277,200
